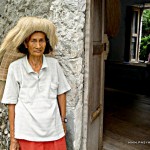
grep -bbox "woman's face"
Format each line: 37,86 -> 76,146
25,32 -> 46,57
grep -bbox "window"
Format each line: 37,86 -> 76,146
125,4 -> 150,63
140,9 -> 150,62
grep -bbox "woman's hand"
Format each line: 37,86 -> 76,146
10,138 -> 20,150
62,122 -> 67,135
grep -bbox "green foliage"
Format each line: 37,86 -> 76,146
140,9 -> 150,61
142,9 -> 150,36
140,35 -> 150,61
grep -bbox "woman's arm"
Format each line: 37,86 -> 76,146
8,104 -> 20,150
57,93 -> 67,134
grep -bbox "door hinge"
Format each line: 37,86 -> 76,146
93,44 -> 104,55
91,105 -> 102,122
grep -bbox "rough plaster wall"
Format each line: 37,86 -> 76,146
0,0 -> 86,150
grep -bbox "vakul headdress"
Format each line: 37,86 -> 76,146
0,16 -> 58,99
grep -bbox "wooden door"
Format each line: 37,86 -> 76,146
87,0 -> 105,149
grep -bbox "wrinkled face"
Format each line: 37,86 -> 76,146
24,32 -> 46,57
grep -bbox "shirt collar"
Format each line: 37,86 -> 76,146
23,55 -> 48,73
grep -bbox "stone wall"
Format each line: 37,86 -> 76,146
0,0 -> 86,149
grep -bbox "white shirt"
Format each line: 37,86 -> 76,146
1,55 -> 71,141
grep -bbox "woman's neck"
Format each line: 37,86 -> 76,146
28,55 -> 43,73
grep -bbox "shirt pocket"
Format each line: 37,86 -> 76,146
49,82 -> 58,99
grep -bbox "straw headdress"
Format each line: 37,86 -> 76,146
0,16 -> 58,82
0,16 -> 58,58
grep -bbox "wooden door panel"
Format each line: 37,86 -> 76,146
88,115 -> 100,150
87,51 -> 104,150
87,0 -> 105,149
93,0 -> 102,42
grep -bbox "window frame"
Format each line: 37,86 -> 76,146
129,7 -> 141,62
125,3 -> 150,63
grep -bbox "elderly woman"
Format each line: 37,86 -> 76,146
1,17 -> 71,150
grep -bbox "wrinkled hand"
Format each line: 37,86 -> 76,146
62,122 -> 67,135
10,138 -> 20,150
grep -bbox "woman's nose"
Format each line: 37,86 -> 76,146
35,42 -> 41,48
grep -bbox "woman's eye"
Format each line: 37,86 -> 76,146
31,40 -> 36,43
40,39 -> 46,43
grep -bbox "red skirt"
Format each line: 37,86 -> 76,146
18,137 -> 67,150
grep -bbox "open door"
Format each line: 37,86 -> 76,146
86,0 -> 105,149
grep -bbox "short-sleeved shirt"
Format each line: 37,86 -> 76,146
1,55 -> 71,141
